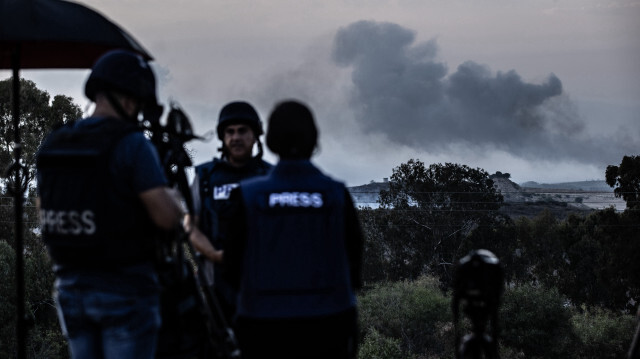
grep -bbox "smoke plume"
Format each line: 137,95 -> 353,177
331,20 -> 627,165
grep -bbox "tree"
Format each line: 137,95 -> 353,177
0,77 -> 81,358
0,77 -> 82,193
366,159 -> 504,286
379,160 -> 503,211
509,207 -> 640,313
489,171 -> 511,179
605,155 -> 640,210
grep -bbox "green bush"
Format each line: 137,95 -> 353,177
357,278 -> 637,359
0,238 -> 67,359
358,276 -> 452,358
358,329 -> 409,359
26,325 -> 68,359
571,308 -> 635,359
0,241 -> 17,359
500,283 -> 575,358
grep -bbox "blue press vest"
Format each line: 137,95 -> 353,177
36,120 -> 156,269
237,160 -> 356,318
195,157 -> 272,249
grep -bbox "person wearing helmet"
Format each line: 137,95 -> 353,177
36,49 -> 183,359
223,100 -> 363,359
187,101 -> 272,327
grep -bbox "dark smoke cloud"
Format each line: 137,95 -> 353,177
331,20 -> 626,165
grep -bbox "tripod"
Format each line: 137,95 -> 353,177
456,301 -> 499,359
148,103 -> 241,359
452,249 -> 503,359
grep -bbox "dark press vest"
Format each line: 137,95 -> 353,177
237,160 -> 356,318
36,120 -> 155,269
195,158 -> 271,249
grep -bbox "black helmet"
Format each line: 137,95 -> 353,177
217,101 -> 263,140
84,49 -> 158,106
266,100 -> 318,159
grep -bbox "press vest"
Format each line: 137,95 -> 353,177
195,158 -> 271,249
237,160 -> 356,318
36,119 -> 155,269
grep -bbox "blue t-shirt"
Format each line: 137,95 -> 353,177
75,117 -> 168,194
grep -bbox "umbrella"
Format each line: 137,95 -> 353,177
0,0 -> 152,68
0,1 -> 152,357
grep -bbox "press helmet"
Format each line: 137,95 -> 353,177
217,101 -> 263,140
84,49 -> 158,106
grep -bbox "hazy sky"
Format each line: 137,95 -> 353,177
4,0 -> 640,186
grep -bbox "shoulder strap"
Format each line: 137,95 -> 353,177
196,159 -> 219,200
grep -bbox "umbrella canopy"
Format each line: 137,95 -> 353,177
0,0 -> 152,68
0,1 -> 153,358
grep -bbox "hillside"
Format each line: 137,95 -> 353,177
348,181 -> 389,208
348,178 -> 625,219
520,180 -> 613,192
492,177 -> 623,219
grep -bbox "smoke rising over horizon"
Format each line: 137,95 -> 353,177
330,20 -> 633,167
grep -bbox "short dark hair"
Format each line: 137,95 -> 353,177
266,100 -> 317,159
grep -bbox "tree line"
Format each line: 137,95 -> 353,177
360,158 -> 640,314
356,158 -> 638,358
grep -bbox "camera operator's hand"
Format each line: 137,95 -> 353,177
184,215 -> 224,263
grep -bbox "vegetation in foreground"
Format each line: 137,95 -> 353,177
358,277 -> 636,359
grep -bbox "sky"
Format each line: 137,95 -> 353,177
3,0 -> 640,186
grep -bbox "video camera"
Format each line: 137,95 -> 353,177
142,103 -> 241,359
143,101 -> 203,189
452,249 -> 504,359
